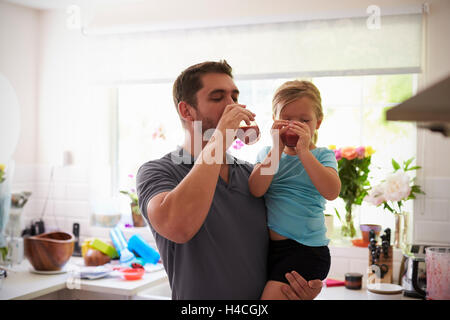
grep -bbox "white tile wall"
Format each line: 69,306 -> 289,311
414,177 -> 450,245
11,164 -> 92,238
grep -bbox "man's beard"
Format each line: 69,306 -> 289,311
195,112 -> 216,141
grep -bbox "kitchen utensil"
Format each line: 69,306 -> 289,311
89,238 -> 118,259
24,231 -> 74,271
119,267 -> 145,281
109,227 -> 135,264
128,234 -> 160,265
6,236 -> 23,264
72,223 -> 81,257
28,266 -> 68,275
425,246 -> 450,300
367,283 -> 403,300
400,243 -> 428,298
367,229 -> 393,284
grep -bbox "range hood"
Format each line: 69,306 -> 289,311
386,75 -> 450,137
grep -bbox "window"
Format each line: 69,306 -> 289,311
116,74 -> 417,232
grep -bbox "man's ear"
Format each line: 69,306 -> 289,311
178,101 -> 195,122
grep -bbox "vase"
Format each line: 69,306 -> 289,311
341,206 -> 357,239
394,212 -> 409,250
131,203 -> 146,227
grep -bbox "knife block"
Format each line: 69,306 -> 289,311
367,246 -> 393,284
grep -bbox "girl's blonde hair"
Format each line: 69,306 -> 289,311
272,80 -> 323,144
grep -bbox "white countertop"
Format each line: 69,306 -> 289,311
316,282 -> 420,300
0,257 -> 168,300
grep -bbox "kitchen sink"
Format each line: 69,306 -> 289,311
133,280 -> 172,300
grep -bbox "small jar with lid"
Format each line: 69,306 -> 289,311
345,272 -> 363,290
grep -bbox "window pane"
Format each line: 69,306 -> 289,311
116,74 -> 417,235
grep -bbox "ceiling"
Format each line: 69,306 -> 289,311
3,0 -> 134,10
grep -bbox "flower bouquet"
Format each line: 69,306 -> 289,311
330,145 -> 375,238
364,157 -> 424,248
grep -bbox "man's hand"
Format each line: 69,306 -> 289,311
215,104 -> 256,150
281,271 -> 323,300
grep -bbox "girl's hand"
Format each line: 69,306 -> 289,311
287,121 -> 312,154
270,120 -> 289,153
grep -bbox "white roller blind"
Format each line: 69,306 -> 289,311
86,13 -> 422,82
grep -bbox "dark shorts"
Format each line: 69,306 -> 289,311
267,238 -> 331,284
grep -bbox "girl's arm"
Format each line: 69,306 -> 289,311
248,147 -> 283,197
249,120 -> 289,198
298,149 -> 341,200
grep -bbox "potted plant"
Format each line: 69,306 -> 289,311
330,145 -> 375,238
120,174 -> 146,228
364,157 -> 424,249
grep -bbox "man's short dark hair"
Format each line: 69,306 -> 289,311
172,60 -> 233,111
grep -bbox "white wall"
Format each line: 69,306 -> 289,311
2,0 -> 449,246
0,1 -> 39,164
413,0 -> 450,246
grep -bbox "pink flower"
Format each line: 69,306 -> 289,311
341,147 -> 357,160
364,184 -> 386,206
128,174 -> 134,178
334,149 -> 342,161
356,146 -> 365,159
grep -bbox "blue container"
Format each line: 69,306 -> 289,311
128,234 -> 160,265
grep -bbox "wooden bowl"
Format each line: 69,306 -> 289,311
24,232 -> 74,271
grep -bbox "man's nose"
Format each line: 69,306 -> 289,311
224,95 -> 235,105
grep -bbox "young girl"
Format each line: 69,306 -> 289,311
248,80 -> 341,300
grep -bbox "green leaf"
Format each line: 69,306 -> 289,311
0,247 -> 7,260
406,166 -> 422,171
334,208 -> 342,223
403,157 -> 414,170
392,159 -> 401,171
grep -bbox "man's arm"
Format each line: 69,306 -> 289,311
146,104 -> 254,243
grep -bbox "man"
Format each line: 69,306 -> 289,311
136,60 -> 323,299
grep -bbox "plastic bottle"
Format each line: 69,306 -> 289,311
128,234 -> 160,265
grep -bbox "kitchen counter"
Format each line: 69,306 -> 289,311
0,257 -> 168,300
316,282 -> 421,300
1,258 -> 421,300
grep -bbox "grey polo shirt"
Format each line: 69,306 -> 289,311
136,146 -> 268,300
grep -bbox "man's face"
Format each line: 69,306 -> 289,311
191,73 -> 240,132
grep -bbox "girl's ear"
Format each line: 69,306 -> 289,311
316,117 -> 323,130
178,101 -> 195,122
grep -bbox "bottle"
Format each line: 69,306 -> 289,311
128,234 -> 160,265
